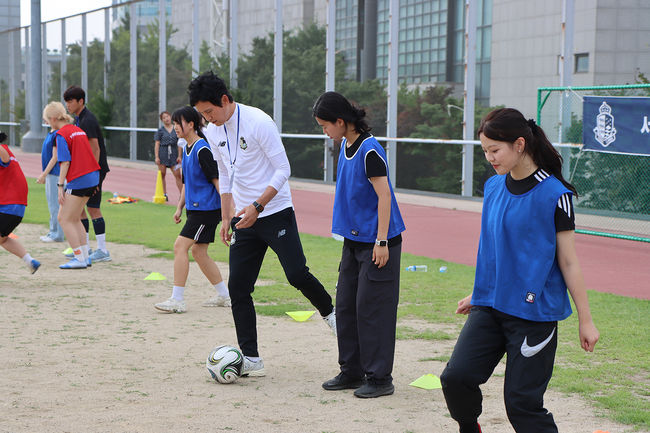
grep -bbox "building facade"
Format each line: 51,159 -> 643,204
490,0 -> 650,117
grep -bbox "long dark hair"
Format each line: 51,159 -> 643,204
172,106 -> 206,140
312,91 -> 371,134
478,108 -> 577,196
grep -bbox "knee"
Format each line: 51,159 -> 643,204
285,268 -> 311,288
173,239 -> 190,255
191,243 -> 207,258
440,364 -> 460,390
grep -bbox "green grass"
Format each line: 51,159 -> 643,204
22,179 -> 650,430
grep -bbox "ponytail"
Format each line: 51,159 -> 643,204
478,108 -> 577,196
172,106 -> 205,139
312,91 -> 371,134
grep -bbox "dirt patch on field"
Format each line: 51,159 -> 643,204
0,224 -> 635,432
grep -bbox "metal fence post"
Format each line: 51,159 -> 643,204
129,2 -> 137,161
462,0 -> 477,197
273,0 -> 283,132
386,0 -> 398,184
324,0 -> 336,183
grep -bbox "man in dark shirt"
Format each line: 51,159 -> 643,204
63,86 -> 112,263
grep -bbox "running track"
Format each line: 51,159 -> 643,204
14,148 -> 649,300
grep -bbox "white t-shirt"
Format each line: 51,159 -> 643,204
204,103 -> 293,217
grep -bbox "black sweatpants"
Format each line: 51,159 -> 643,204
440,306 -> 558,433
228,207 -> 334,357
336,242 -> 401,385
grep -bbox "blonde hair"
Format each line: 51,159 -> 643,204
42,101 -> 74,125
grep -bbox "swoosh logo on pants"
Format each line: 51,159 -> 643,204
520,327 -> 556,358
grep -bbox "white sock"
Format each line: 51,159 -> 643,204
73,246 -> 84,262
86,232 -> 90,245
21,253 -> 33,265
81,244 -> 90,261
214,281 -> 229,297
245,356 -> 261,362
96,234 -> 107,253
171,286 -> 185,301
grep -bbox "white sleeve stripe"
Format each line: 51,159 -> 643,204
557,193 -> 572,218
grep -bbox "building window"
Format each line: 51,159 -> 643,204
575,53 -> 589,73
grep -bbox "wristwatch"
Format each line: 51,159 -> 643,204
253,201 -> 264,213
375,239 -> 388,247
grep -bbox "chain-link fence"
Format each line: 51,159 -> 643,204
537,85 -> 650,241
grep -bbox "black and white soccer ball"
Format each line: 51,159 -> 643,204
206,345 -> 244,384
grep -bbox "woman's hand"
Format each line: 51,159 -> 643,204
455,294 -> 473,315
578,319 -> 599,352
372,245 -> 389,268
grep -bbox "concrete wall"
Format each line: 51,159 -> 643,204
592,0 -> 650,85
490,0 -> 650,118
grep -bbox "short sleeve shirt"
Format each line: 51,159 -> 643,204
76,107 -> 109,174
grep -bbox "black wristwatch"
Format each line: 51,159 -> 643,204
375,239 -> 388,247
253,201 -> 264,213
57,183 -> 65,187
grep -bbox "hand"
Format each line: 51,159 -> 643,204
36,173 -> 46,184
155,157 -> 160,165
173,208 -> 182,224
234,204 -> 259,229
455,294 -> 473,315
57,187 -> 65,205
219,222 -> 232,246
578,320 -> 599,352
176,156 -> 181,164
372,245 -> 389,268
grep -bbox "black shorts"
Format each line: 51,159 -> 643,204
0,212 -> 22,237
179,209 -> 222,244
68,186 -> 98,197
86,171 -> 106,208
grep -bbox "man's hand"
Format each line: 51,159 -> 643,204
234,204 -> 260,229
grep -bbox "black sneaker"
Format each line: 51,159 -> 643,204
322,373 -> 365,391
353,382 -> 394,398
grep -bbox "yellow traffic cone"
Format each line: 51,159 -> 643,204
152,171 -> 166,204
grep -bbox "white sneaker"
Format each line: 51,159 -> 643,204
202,295 -> 231,307
324,311 -> 337,336
40,235 -> 55,243
154,297 -> 187,313
241,357 -> 266,377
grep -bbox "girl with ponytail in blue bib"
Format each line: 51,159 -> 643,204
313,92 -> 405,399
154,106 -> 229,314
440,108 -> 599,433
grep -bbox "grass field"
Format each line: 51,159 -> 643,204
22,180 -> 650,431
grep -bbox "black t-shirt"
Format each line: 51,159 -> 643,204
343,132 -> 401,249
345,132 -> 387,178
505,168 -> 575,232
77,107 -> 109,174
182,142 -> 219,184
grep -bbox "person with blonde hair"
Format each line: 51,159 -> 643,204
63,85 -> 111,263
43,101 -> 100,269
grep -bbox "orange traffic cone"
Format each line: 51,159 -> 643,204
152,171 -> 166,204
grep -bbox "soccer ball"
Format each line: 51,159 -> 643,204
206,345 -> 244,384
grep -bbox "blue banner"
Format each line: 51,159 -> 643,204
582,96 -> 650,156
